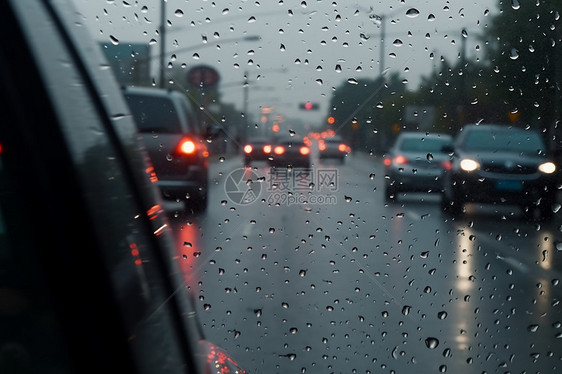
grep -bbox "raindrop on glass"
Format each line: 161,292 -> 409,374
425,337 -> 439,349
406,8 -> 420,18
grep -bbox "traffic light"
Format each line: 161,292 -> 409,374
299,101 -> 319,110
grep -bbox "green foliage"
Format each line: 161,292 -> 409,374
482,0 -> 561,128
327,73 -> 407,152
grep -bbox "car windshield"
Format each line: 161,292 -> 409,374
463,129 -> 546,155
23,0 -> 562,372
399,137 -> 451,152
124,94 -> 183,133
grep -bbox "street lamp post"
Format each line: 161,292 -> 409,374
365,7 -> 406,78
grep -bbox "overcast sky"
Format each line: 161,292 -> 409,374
72,0 -> 499,126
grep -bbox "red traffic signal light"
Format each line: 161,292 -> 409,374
299,102 -> 319,110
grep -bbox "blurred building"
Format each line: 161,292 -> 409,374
100,42 -> 151,87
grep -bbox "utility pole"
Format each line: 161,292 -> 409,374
458,28 -> 467,127
242,71 -> 249,146
379,14 -> 386,77
159,0 -> 166,88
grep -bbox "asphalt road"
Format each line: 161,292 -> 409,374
166,152 -> 562,373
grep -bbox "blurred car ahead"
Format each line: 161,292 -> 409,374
243,137 -> 272,166
318,135 -> 351,163
441,124 -> 558,219
123,86 -> 209,213
269,136 -> 311,168
384,132 -> 453,201
0,1 -> 244,373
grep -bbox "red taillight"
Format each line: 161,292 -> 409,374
263,144 -> 272,153
243,144 -> 253,154
274,146 -> 285,155
393,155 -> 408,165
338,143 -> 348,152
383,158 -> 392,166
299,146 -> 310,155
441,161 -> 452,170
177,138 -> 196,155
318,140 -> 326,151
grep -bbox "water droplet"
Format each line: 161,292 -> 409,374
425,337 -> 439,349
511,0 -> 520,10
528,324 -> 539,333
402,305 -> 411,316
347,78 -> 358,85
438,311 -> 448,320
109,35 -> 119,45
393,39 -> 403,47
282,302 -> 289,309
426,153 -> 433,161
174,9 -> 184,17
510,48 -> 519,60
406,8 -> 420,18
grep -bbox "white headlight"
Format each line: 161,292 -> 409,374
460,159 -> 480,172
538,162 -> 556,174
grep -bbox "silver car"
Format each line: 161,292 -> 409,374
384,132 -> 453,201
123,86 -> 209,212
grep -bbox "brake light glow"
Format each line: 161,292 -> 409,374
274,146 -> 285,155
318,140 -> 326,151
384,158 -> 392,166
178,138 -> 196,155
393,155 -> 408,165
441,161 -> 453,170
299,146 -> 310,155
243,144 -> 253,154
263,144 -> 272,153
338,143 -> 348,152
